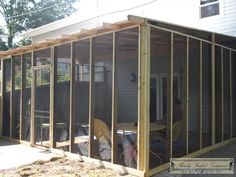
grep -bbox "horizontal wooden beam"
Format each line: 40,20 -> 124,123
147,138 -> 236,177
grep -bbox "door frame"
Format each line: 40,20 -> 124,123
31,64 -> 52,146
151,72 -> 181,120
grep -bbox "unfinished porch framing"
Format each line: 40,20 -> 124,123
0,15 -> 236,176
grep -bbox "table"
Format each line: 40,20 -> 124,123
117,122 -> 166,166
56,135 -> 89,148
117,122 -> 166,132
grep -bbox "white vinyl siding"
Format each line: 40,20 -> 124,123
198,0 -> 236,36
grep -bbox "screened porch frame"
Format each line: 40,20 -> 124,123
0,15 -> 236,176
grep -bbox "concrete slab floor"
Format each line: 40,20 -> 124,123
0,137 -> 61,170
153,140 -> 236,177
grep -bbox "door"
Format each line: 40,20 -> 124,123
32,65 -> 51,147
150,73 -> 181,121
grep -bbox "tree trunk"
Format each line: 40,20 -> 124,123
8,36 -> 13,49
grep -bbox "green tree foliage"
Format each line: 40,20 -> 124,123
13,37 -> 32,48
0,27 -> 7,50
0,0 -> 77,49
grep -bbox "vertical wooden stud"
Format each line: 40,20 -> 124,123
0,59 -> 4,136
199,41 -> 203,149
211,34 -> 216,145
10,57 -> 15,138
50,47 -> 56,148
20,54 -> 25,140
138,24 -> 150,171
111,32 -> 117,163
88,37 -> 94,158
221,47 -> 224,141
69,42 -> 75,152
167,32 -> 174,159
31,52 -> 36,145
183,37 -> 189,155
230,50 -> 233,139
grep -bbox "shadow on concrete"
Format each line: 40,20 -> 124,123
0,137 -> 19,146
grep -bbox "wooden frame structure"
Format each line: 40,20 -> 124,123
1,15 -> 236,176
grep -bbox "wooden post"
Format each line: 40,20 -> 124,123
111,32 -> 117,163
138,24 -> 150,171
183,37 -> 189,155
199,41 -> 203,149
211,34 -> 216,145
50,47 -> 56,148
20,54 -> 25,140
69,42 -> 75,153
229,50 -> 233,139
0,59 -> 4,136
10,57 -> 15,138
221,47 -> 224,141
31,52 -> 36,145
89,37 -> 94,158
167,32 -> 174,159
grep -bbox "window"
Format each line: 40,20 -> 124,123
200,0 -> 220,18
77,62 -> 105,82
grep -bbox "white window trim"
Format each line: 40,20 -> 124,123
151,72 -> 180,120
199,0 -> 223,19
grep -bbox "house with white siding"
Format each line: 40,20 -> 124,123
1,14 -> 236,176
1,0 -> 236,176
22,0 -> 236,42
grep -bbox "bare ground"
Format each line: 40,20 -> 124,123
0,157 -> 137,177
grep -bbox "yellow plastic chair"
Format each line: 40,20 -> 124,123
150,119 -> 184,160
94,119 -> 111,146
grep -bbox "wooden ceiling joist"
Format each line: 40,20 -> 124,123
0,18 -> 140,59
80,28 -> 97,36
61,33 -> 81,41
102,22 -> 120,30
44,39 -> 65,45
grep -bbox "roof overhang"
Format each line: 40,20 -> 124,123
0,16 -> 141,59
2,15 -> 236,59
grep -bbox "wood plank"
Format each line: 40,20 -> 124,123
103,22 -> 120,30
167,32 -> 174,159
69,42 -> 75,153
211,34 -> 216,145
199,41 -> 203,149
31,51 -> 36,145
183,37 -> 189,155
0,21 -> 139,59
111,32 -> 117,164
230,50 -> 233,138
10,57 -> 15,138
61,34 -> 80,41
80,29 -> 97,35
221,47 -> 224,141
147,137 -> 236,177
20,54 -> 26,140
44,39 -> 64,45
88,37 -> 94,158
63,151 -> 145,177
50,47 -> 56,148
137,24 -> 150,171
0,59 -> 5,136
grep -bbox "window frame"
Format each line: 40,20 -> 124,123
199,0 -> 220,19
